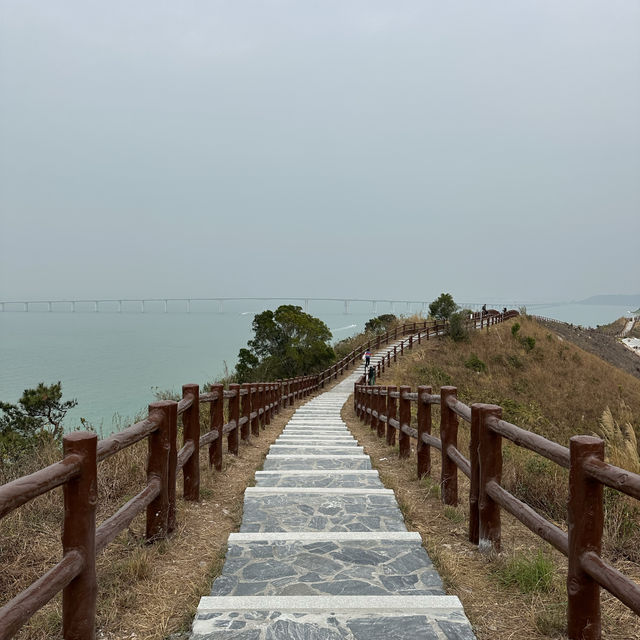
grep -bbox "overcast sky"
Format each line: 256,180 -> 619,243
1,1 -> 638,304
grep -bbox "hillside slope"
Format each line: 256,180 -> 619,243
381,316 -> 640,445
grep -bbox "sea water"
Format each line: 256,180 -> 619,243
0,299 -> 382,434
0,300 -> 633,434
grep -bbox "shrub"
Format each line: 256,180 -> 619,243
511,322 -> 521,337
506,354 -> 524,369
416,366 -> 452,387
464,353 -> 487,373
448,311 -> 469,342
521,336 -> 536,352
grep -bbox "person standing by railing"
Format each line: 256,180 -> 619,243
367,365 -> 376,385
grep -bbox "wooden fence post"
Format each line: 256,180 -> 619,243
364,388 -> 372,426
400,340 -> 404,356
210,384 -> 224,471
377,387 -> 387,438
398,386 -> 411,458
371,387 -> 379,432
166,400 -> 178,533
417,385 -> 432,478
62,431 -> 97,640
394,345 -> 397,363
386,386 -> 397,446
568,435 -> 604,640
270,383 -> 277,418
264,384 -> 272,426
478,403 -> 502,551
251,385 -> 260,436
469,403 -> 481,544
182,384 -> 200,501
228,384 -> 240,454
241,383 -> 251,441
147,401 -> 172,540
440,386 -> 458,506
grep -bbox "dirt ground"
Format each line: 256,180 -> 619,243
535,317 -> 640,380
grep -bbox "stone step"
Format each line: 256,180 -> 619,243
254,470 -> 384,488
283,426 -> 348,430
267,445 -> 365,455
240,492 -> 405,533
275,440 -> 359,447
262,455 -> 372,471
209,537 -> 443,597
276,434 -> 357,440
192,596 -> 475,640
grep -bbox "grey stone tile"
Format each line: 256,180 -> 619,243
210,540 -> 443,597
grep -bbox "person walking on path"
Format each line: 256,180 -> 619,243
363,348 -> 371,374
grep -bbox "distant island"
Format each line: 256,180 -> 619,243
577,294 -> 640,307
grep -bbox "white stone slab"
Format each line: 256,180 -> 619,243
228,531 -> 422,542
263,455 -> 369,461
196,595 -> 464,613
269,445 -> 364,452
245,487 -> 393,495
255,470 -> 378,476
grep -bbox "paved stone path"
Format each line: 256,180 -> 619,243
190,345 -> 477,639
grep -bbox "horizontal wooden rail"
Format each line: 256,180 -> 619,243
97,416 -> 160,463
583,457 -> 640,501
0,456 -> 81,519
95,479 -> 161,554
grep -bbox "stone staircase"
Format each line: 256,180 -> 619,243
190,345 -> 476,639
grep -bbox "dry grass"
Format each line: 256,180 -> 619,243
1,391 -> 324,640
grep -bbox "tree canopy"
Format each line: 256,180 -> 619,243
429,293 -> 459,321
364,314 -> 397,334
1,382 -> 77,453
235,305 -> 335,382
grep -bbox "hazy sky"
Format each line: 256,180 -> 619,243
1,1 -> 638,303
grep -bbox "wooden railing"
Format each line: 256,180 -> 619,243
354,373 -> 640,639
0,317 -> 442,639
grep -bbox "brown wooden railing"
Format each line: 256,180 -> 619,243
354,365 -> 640,639
0,318 -> 441,639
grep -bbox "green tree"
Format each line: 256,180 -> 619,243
364,314 -> 397,334
0,382 -> 77,451
429,293 -> 459,321
235,305 -> 335,382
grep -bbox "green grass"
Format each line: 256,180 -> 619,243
494,550 -> 554,594
443,506 -> 464,524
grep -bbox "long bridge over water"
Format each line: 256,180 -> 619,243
0,296 -> 542,314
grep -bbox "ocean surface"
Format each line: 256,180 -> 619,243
0,300 -> 634,435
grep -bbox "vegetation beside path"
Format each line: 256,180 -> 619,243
342,315 -> 640,639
